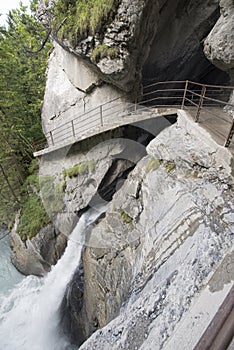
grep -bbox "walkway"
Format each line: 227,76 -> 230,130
185,107 -> 234,154
34,81 -> 234,157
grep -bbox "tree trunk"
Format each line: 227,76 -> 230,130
0,163 -> 20,204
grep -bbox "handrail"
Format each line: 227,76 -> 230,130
187,80 -> 234,89
39,80 -> 234,151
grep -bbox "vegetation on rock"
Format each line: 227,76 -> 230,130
17,160 -> 50,240
120,209 -> 133,224
164,161 -> 176,173
40,175 -> 64,216
91,44 -> 119,63
62,161 -> 95,178
51,0 -> 121,45
17,194 -> 50,241
146,158 -> 162,174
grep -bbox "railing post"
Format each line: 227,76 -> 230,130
195,85 -> 206,122
181,80 -> 189,109
71,120 -> 75,137
100,105 -> 103,127
50,131 -> 54,146
224,118 -> 234,147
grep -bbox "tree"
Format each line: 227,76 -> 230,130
0,0 -> 51,225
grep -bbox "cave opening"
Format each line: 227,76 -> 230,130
142,0 -> 230,88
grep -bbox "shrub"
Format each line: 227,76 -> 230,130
17,194 -> 50,240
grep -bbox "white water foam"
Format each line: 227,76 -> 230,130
0,207 -> 105,350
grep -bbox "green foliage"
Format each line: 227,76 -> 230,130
63,161 -> 95,178
16,161 -> 50,240
17,194 -> 50,240
51,0 -> 121,45
0,1 -> 51,226
40,175 -> 64,216
91,44 -> 119,63
23,173 -> 40,192
146,158 -> 162,174
120,209 -> 133,224
164,161 -> 176,173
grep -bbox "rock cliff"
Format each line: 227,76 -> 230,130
204,0 -> 234,82
10,0 -> 234,347
61,112 -> 234,348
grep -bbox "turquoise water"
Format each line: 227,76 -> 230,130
0,207 -> 105,350
0,229 -> 23,295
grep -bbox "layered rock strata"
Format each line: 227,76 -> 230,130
61,111 -> 233,347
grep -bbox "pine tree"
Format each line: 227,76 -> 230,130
0,0 -> 51,225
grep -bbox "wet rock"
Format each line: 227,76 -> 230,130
10,219 -> 67,276
77,115 -> 233,350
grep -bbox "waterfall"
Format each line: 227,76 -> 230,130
0,207 -> 105,350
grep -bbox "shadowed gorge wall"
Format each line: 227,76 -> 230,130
142,0 -> 230,85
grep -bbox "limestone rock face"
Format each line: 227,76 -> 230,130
41,43 -> 123,136
40,0 -> 159,92
204,0 -> 234,80
39,0 -> 160,140
10,219 -> 66,276
61,114 -> 233,348
11,116 -> 172,276
39,119 -> 171,240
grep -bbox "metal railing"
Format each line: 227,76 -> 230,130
38,80 -> 234,151
194,284 -> 234,350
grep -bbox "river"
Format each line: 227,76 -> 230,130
0,208 -> 104,350
0,229 -> 23,295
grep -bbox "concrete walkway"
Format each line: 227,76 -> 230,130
34,105 -> 233,158
34,107 -> 177,157
185,107 -> 234,155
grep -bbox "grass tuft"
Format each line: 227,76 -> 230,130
51,0 -> 121,45
146,158 -> 162,174
62,161 -> 95,178
164,161 -> 176,173
120,209 -> 133,224
91,44 -> 119,63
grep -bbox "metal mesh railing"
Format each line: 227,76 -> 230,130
38,80 -> 234,152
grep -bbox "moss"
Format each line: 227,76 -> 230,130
21,159 -> 40,193
40,175 -> 64,215
146,158 -> 162,174
91,44 -> 119,63
23,173 -> 40,192
39,175 -> 55,196
164,161 -> 176,173
120,209 -> 133,224
61,181 -> 67,192
51,0 -> 121,45
63,161 -> 95,178
17,194 -> 50,241
192,169 -> 200,178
